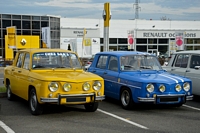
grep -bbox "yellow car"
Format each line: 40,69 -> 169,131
4,49 -> 105,115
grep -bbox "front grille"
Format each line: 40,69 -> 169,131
160,97 -> 179,102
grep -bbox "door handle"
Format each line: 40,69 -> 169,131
171,68 -> 175,71
104,72 -> 107,74
18,70 -> 21,73
186,70 -> 190,72
92,70 -> 96,72
12,69 -> 14,71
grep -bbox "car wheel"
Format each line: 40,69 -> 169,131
29,89 -> 43,115
6,84 -> 14,101
84,102 -> 99,112
120,88 -> 134,109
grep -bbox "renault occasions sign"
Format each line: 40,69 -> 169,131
143,32 -> 196,38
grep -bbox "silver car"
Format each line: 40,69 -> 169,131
163,50 -> 200,96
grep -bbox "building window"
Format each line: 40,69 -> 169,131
100,38 -> 103,44
158,39 -> 168,44
17,30 -> 22,35
118,38 -> 127,44
2,20 -> 11,28
22,21 -> 31,29
109,38 -> 117,44
137,38 -> 147,44
12,20 -> 21,29
186,39 -> 200,44
148,38 -> 157,44
41,21 -> 49,27
12,15 -> 21,19
22,30 -> 31,35
32,21 -> 40,29
32,30 -> 40,35
118,45 -> 128,51
32,16 -> 40,21
2,14 -> 11,19
41,16 -> 49,20
136,45 -> 147,52
22,15 -> 31,20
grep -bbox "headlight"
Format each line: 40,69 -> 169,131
146,83 -> 154,93
159,84 -> 166,92
175,84 -> 182,92
83,82 -> 90,91
93,81 -> 102,91
63,83 -> 72,91
183,82 -> 190,92
48,82 -> 59,92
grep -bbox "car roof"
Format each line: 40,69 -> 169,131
18,48 -> 75,54
95,51 -> 153,57
174,50 -> 200,54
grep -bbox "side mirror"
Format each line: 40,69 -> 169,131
194,66 -> 200,70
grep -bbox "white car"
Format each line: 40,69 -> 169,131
163,50 -> 200,96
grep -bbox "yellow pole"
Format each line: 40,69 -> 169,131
103,2 -> 111,51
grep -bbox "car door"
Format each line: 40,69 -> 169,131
169,54 -> 189,76
103,56 -> 120,99
11,52 -> 25,96
185,54 -> 200,95
19,53 -> 31,100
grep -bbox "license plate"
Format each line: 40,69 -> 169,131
66,97 -> 86,102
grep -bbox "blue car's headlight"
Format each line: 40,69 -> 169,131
146,83 -> 154,93
175,84 -> 182,92
159,84 -> 166,92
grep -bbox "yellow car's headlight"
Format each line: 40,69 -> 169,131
83,82 -> 90,91
159,84 -> 166,92
48,82 -> 59,92
146,83 -> 154,93
175,84 -> 182,92
93,81 -> 102,91
63,83 -> 72,92
183,82 -> 190,92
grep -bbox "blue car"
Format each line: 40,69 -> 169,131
88,51 -> 193,109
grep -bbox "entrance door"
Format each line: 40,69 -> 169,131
148,49 -> 158,56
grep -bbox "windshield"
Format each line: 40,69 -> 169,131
32,52 -> 82,69
120,55 -> 162,71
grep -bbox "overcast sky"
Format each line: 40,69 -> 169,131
0,0 -> 200,21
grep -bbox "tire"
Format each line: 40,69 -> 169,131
6,84 -> 14,101
29,89 -> 43,115
84,102 -> 99,112
120,88 -> 134,110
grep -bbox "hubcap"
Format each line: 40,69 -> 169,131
121,90 -> 130,106
30,92 -> 37,111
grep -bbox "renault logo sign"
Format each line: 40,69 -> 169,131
20,38 -> 26,46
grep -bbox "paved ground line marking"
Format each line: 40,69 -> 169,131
97,109 -> 148,129
0,78 -> 4,79
0,121 -> 15,133
183,104 -> 200,111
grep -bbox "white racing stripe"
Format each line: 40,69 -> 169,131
183,104 -> 200,111
97,109 -> 148,129
0,121 -> 15,133
165,74 -> 184,82
160,74 -> 178,83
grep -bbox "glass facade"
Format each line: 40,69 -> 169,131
0,14 -> 60,59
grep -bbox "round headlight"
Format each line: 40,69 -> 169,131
159,84 -> 166,92
83,82 -> 90,91
183,82 -> 190,92
63,83 -> 72,91
146,84 -> 154,93
93,81 -> 102,91
175,84 -> 182,92
48,82 -> 59,92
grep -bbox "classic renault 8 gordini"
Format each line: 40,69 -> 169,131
4,49 -> 105,115
88,51 -> 193,109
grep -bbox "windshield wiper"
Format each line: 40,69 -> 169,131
140,66 -> 152,69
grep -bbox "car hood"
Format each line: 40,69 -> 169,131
30,70 -> 103,82
120,70 -> 190,84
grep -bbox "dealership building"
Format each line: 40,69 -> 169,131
1,13 -> 200,59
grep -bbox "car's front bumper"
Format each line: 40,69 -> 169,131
40,93 -> 105,105
138,94 -> 193,103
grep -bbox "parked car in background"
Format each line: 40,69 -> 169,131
0,60 -> 13,67
163,50 -> 200,96
88,51 -> 193,109
4,49 -> 105,115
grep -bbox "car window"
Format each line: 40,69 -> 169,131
16,53 -> 25,68
23,53 -> 30,70
190,54 -> 200,69
108,56 -> 118,71
32,52 -> 81,69
96,55 -> 108,69
174,54 -> 189,68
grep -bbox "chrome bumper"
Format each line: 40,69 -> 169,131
138,94 -> 193,102
40,93 -> 105,104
